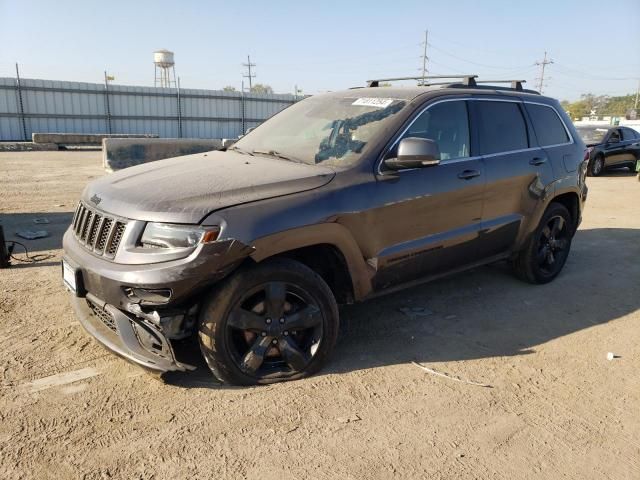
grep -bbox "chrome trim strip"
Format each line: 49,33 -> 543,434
481,147 -> 539,159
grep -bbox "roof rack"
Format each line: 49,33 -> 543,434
366,75 -> 478,87
365,76 -> 540,94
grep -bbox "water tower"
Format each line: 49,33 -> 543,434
154,49 -> 176,88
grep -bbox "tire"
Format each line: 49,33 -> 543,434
588,155 -> 604,177
512,203 -> 574,284
198,258 -> 339,385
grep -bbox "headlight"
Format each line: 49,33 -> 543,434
140,223 -> 219,250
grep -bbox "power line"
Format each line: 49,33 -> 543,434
242,55 -> 256,91
552,63 -> 636,81
427,42 -> 531,70
535,51 -> 554,93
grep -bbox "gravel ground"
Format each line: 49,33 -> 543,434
0,151 -> 639,479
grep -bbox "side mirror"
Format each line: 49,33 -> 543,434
384,137 -> 440,170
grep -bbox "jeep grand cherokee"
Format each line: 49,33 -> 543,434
62,75 -> 588,385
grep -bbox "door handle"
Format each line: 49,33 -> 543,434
457,169 -> 481,180
529,157 -> 547,166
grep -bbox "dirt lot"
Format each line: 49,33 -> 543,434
0,151 -> 638,479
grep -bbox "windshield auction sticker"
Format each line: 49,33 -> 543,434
352,98 -> 394,108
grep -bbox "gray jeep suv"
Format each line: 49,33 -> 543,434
62,75 -> 588,385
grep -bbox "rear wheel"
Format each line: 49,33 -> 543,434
198,258 -> 339,385
512,203 -> 573,284
588,155 -> 604,176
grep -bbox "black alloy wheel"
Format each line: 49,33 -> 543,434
227,282 -> 322,377
512,202 -> 574,284
199,259 -> 339,385
535,215 -> 570,277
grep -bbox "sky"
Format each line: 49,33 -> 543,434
1,0 -> 639,101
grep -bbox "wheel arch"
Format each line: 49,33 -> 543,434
249,223 -> 373,302
549,191 -> 581,234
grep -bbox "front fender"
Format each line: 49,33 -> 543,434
250,223 -> 374,300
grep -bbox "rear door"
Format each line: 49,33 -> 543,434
523,101 -> 576,174
621,128 -> 640,164
470,98 -> 556,256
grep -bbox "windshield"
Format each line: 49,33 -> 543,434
232,95 -> 407,167
577,127 -> 608,144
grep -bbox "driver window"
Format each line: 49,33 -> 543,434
609,130 -> 621,142
395,101 -> 470,162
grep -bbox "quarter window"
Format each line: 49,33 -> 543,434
394,101 -> 470,162
526,104 -> 570,146
476,101 -> 529,155
622,128 -> 638,140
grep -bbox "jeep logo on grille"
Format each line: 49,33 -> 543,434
90,194 -> 102,206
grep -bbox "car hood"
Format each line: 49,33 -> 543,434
82,150 -> 335,224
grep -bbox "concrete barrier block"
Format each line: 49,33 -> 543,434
32,133 -> 159,146
0,142 -> 59,152
103,138 -> 223,171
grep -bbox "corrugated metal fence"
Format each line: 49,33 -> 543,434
0,77 -> 297,141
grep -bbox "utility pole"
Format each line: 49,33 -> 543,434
103,70 -> 112,134
15,63 -> 28,141
534,51 -> 554,94
635,78 -> 639,109
242,55 -> 256,92
420,30 -> 429,85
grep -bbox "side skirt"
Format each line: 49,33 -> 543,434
362,252 -> 511,302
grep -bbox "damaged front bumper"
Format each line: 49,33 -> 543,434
62,226 -> 254,373
72,292 -> 190,372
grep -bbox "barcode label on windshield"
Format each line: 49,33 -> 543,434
352,98 -> 394,109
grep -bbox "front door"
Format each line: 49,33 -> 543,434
363,99 -> 486,290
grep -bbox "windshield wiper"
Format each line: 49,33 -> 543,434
252,149 -> 302,163
228,146 -> 254,156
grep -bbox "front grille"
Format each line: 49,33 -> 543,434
87,300 -> 117,332
72,202 -> 127,258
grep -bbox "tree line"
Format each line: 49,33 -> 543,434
560,93 -> 637,120
222,84 -> 274,94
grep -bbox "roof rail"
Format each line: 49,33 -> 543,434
446,79 -> 540,94
475,80 -> 527,91
366,75 -> 477,87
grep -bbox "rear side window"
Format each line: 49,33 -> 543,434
526,104 -> 570,146
475,101 -> 528,155
622,128 -> 638,140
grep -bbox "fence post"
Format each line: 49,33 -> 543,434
103,71 -> 112,134
176,77 -> 182,138
15,63 -> 28,141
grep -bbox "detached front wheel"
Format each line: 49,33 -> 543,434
198,258 -> 339,385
